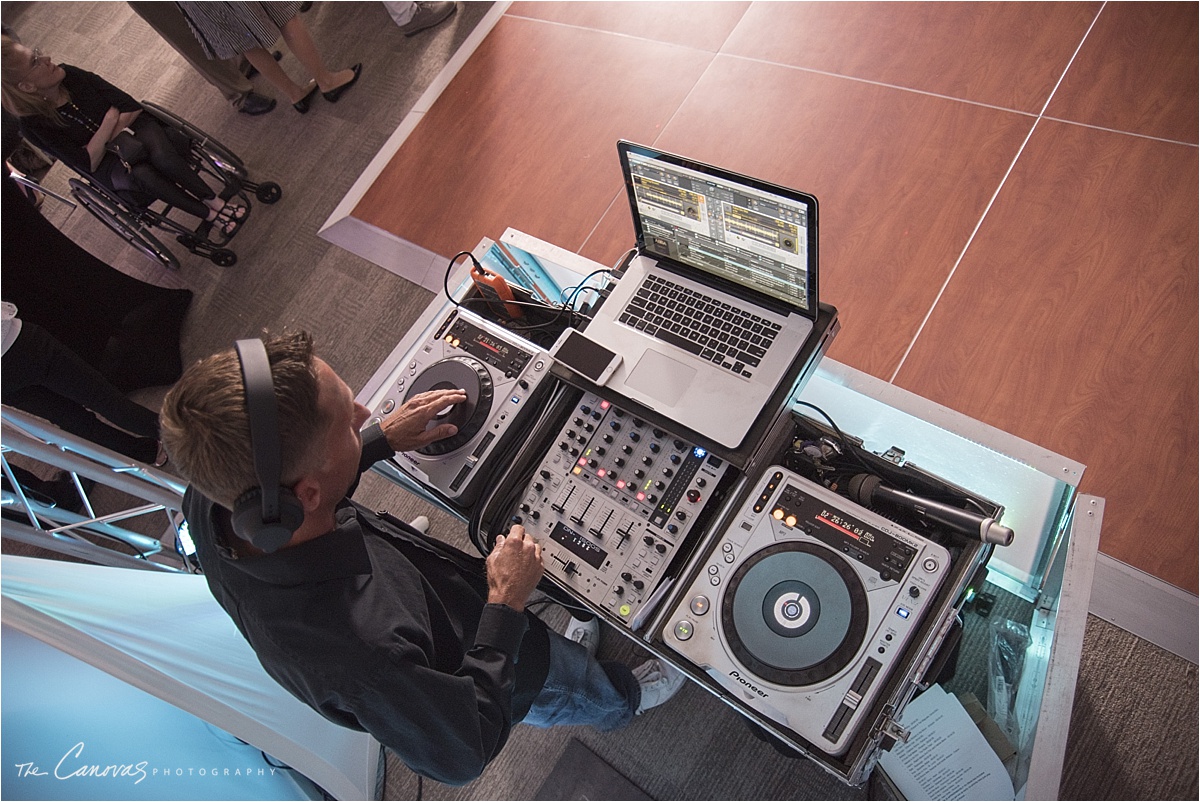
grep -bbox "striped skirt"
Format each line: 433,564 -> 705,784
176,2 -> 303,60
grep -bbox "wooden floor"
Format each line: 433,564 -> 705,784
352,1 -> 1199,593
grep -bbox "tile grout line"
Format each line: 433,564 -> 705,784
576,4 -> 759,259
886,1 -> 1110,385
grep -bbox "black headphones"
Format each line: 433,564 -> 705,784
230,338 -> 305,553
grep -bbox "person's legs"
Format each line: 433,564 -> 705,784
113,161 -> 211,220
243,45 -> 313,104
128,2 -> 253,106
4,386 -> 157,462
521,629 -> 640,731
278,15 -> 353,93
130,117 -> 215,203
4,322 -> 160,441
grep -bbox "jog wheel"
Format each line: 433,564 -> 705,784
721,541 -> 868,686
403,356 -> 494,456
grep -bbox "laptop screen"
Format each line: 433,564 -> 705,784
618,141 -> 817,317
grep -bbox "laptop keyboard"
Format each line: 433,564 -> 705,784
618,275 -> 780,379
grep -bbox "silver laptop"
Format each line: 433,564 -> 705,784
584,141 -> 819,449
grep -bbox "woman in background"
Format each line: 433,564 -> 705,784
1,35 -> 245,234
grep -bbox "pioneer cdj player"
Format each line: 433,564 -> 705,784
509,390 -> 735,628
363,307 -> 553,505
663,465 -> 951,756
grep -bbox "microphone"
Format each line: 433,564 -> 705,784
847,473 -> 1014,546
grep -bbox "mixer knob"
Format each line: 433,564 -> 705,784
662,467 -> 674,478
603,434 -> 614,444
647,494 -> 659,504
686,489 -> 701,503
614,585 -> 624,596
632,579 -> 645,591
642,456 -> 653,466
667,524 -> 679,535
670,454 -> 681,464
518,379 -> 529,390
656,543 -> 667,553
591,410 -> 602,420
596,447 -> 607,456
643,536 -> 654,546
566,429 -> 576,439
540,470 -> 551,480
614,458 -> 626,468
610,421 -> 621,431
529,510 -> 540,521
583,423 -> 594,432
533,482 -> 544,492
573,417 -> 584,426
520,503 -> 531,513
559,442 -> 569,451
674,439 -> 686,450
621,571 -> 633,582
653,428 -> 665,438
696,478 -> 707,488
511,515 -> 523,524
580,405 -> 592,415
621,445 -> 633,455
649,442 -> 661,453
570,447 -> 580,457
629,432 -> 641,442
613,408 -> 625,418
587,458 -> 598,467
633,418 -> 644,428
654,480 -> 666,490
634,469 -> 645,479
676,510 -> 687,521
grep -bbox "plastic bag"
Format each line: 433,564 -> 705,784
987,618 -> 1031,748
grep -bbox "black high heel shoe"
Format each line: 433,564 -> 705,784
322,63 -> 363,103
293,81 -> 319,114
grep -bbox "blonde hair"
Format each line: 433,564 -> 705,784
1,34 -> 65,121
160,332 -> 331,509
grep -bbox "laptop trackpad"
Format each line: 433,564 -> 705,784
625,351 -> 695,406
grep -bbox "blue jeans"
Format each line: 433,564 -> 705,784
520,629 -> 639,731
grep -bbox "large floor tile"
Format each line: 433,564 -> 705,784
351,15 -> 714,259
721,1 -> 1100,112
1045,1 -> 1198,143
622,55 -> 1034,379
507,1 -> 751,51
894,120 -> 1198,592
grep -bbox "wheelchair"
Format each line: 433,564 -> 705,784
56,101 -> 282,270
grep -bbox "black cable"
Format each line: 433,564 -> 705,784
441,250 -> 619,335
793,401 -> 878,475
442,250 -> 479,310
467,380 -> 576,555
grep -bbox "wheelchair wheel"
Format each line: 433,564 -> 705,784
210,248 -> 238,267
69,179 -> 180,271
255,182 -> 282,204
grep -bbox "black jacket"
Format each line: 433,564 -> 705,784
184,425 -> 550,784
19,65 -> 141,176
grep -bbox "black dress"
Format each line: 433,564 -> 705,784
1,172 -> 193,391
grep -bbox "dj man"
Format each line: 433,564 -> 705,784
159,332 -> 685,785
